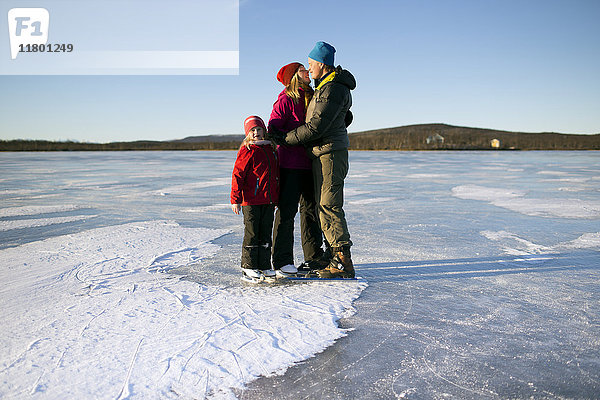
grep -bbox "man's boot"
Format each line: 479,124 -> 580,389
317,246 -> 355,279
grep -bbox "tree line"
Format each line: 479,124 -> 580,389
348,124 -> 600,150
0,140 -> 243,152
2,124 -> 599,151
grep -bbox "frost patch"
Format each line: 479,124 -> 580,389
482,230 -> 600,255
150,178 -> 230,196
0,205 -> 81,217
559,232 -> 600,250
348,197 -> 395,205
181,204 -> 231,213
0,215 -> 97,231
481,230 -> 552,255
452,185 -> 525,202
452,185 -> 600,219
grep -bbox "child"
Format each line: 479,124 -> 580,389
231,116 -> 280,282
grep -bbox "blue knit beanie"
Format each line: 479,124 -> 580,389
308,41 -> 335,66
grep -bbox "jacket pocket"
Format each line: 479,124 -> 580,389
254,179 -> 259,196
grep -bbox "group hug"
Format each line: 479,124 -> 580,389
230,41 -> 356,283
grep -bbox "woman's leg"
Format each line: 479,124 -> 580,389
272,168 -> 302,268
298,168 -> 324,262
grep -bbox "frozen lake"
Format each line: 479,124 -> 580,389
1,150 -> 599,399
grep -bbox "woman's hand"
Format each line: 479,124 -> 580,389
231,204 -> 242,215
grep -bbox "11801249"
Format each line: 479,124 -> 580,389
19,43 -> 73,53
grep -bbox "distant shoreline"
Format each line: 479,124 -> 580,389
2,123 -> 599,151
3,149 -> 600,153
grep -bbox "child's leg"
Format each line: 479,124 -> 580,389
258,204 -> 275,270
241,205 -> 261,269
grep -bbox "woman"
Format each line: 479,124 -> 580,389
268,62 -> 327,277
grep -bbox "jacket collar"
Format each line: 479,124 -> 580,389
246,139 -> 272,147
315,71 -> 336,90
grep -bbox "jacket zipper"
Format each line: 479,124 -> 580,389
254,179 -> 259,196
258,147 -> 272,203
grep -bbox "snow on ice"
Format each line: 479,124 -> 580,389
0,220 -> 366,399
452,184 -> 600,218
0,215 -> 98,232
0,205 -> 82,218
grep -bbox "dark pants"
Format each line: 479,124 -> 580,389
241,204 -> 275,270
272,168 -> 323,268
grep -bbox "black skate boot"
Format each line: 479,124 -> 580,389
317,247 -> 355,279
297,246 -> 333,276
296,260 -> 322,277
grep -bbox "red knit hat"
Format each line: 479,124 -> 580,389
243,115 -> 266,136
276,62 -> 302,86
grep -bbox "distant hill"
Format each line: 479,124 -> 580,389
349,123 -> 600,150
1,124 -> 598,151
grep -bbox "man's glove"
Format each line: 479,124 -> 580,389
266,126 -> 285,145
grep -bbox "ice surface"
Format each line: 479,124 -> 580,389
148,178 -> 231,197
1,150 -> 599,399
0,215 -> 98,231
0,152 -> 366,399
452,184 -> 600,218
242,151 -> 600,399
0,205 -> 82,217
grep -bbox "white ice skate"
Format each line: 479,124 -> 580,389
275,264 -> 298,278
241,268 -> 265,283
262,269 -> 277,283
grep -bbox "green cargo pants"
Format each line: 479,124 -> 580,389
312,149 -> 352,249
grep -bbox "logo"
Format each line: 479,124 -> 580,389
7,8 -> 49,60
2,2 -> 239,75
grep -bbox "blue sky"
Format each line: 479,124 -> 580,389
1,0 -> 599,142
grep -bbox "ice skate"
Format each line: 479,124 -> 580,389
297,248 -> 333,276
296,260 -> 322,277
241,268 -> 265,283
262,269 -> 277,282
275,264 -> 297,278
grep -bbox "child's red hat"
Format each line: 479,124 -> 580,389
243,115 -> 266,136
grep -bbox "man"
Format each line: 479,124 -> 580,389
280,41 -> 356,279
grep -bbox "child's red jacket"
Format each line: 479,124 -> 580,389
231,142 -> 279,206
